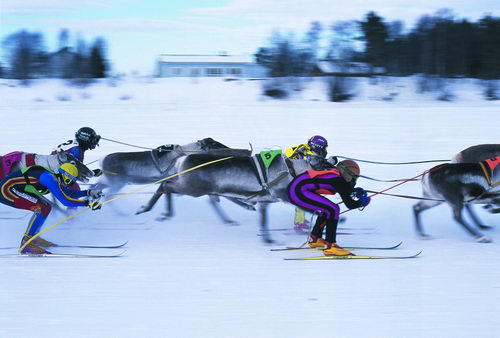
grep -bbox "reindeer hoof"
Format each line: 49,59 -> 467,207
478,224 -> 493,230
155,214 -> 172,222
135,206 -> 147,215
224,220 -> 239,226
476,236 -> 492,243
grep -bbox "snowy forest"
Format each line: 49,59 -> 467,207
255,11 -> 500,100
2,11 -> 500,85
0,28 -> 108,81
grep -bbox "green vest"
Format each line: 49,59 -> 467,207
20,165 -> 53,196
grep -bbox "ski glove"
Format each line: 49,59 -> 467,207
85,199 -> 102,210
87,188 -> 103,199
92,169 -> 103,177
354,188 -> 370,207
329,156 -> 338,166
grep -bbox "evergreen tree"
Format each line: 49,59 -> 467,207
74,36 -> 89,78
89,37 -> 108,78
58,29 -> 70,51
477,15 -> 500,99
359,12 -> 389,70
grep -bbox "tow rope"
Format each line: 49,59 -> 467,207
19,156 -> 234,253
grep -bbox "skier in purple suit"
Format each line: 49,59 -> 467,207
287,160 -> 370,256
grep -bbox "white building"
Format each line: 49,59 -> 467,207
156,54 -> 267,78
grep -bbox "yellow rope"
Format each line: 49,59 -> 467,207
18,156 -> 233,253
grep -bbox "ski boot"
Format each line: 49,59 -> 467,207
21,235 -> 52,254
33,236 -> 57,247
323,243 -> 354,256
293,208 -> 310,233
294,219 -> 311,233
308,235 -> 330,248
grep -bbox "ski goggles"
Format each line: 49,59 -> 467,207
58,168 -> 77,185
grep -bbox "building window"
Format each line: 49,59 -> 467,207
206,68 -> 223,77
171,68 -> 182,75
227,68 -> 242,75
191,68 -> 200,76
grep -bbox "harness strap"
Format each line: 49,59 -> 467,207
251,155 -> 268,189
25,153 -> 36,167
284,158 -> 297,178
479,160 -> 500,188
149,150 -> 163,174
0,157 -> 4,180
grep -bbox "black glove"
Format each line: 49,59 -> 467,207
92,169 -> 103,177
87,188 -> 103,199
85,199 -> 102,210
329,156 -> 338,166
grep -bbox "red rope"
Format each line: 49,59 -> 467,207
340,169 -> 433,215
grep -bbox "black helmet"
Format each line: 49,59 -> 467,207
75,127 -> 100,150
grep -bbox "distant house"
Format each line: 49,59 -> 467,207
48,47 -> 78,78
156,54 -> 267,78
311,60 -> 386,77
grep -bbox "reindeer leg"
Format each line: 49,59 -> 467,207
451,205 -> 491,243
464,204 -> 492,230
413,200 -> 441,239
136,186 -> 163,215
208,195 -> 238,225
156,192 -> 174,221
258,202 -> 274,244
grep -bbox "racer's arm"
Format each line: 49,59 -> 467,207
67,147 -> 84,162
335,179 -> 364,209
39,171 -> 87,207
285,144 -> 308,159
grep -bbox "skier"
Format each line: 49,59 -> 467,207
285,135 -> 336,232
0,163 -> 102,254
287,160 -> 370,256
52,127 -> 103,177
285,135 -> 329,161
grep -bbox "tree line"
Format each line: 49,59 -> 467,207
255,10 -> 500,80
1,29 -> 108,81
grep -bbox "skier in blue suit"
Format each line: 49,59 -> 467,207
0,163 -> 102,254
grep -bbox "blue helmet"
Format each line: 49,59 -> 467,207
308,135 -> 328,156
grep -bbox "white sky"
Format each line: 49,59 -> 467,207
1,0 -> 498,74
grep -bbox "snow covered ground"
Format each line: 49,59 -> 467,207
0,76 -> 499,338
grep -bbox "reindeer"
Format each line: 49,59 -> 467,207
97,138 -> 251,222
413,155 -> 500,242
136,152 -> 336,243
452,144 -> 500,215
452,144 -> 500,164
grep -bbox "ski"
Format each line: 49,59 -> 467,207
0,249 -> 126,258
0,241 -> 128,250
280,231 -> 375,236
258,231 -> 370,238
269,226 -> 376,232
271,241 -> 403,252
55,241 -> 128,249
0,214 -> 28,220
284,251 -> 422,260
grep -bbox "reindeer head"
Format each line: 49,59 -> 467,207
57,152 -> 94,183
